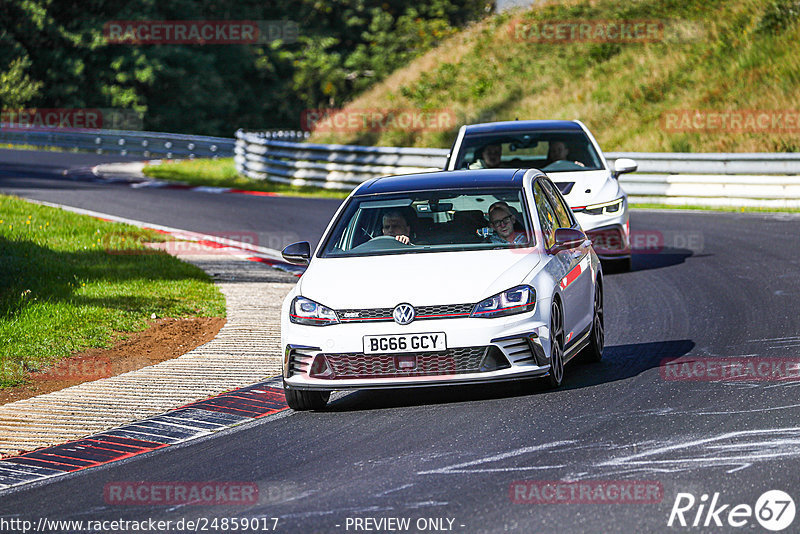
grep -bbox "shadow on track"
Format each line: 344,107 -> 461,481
326,339 -> 695,411
604,247 -> 700,274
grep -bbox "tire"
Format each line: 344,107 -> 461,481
581,281 -> 604,363
545,300 -> 565,388
284,387 -> 330,411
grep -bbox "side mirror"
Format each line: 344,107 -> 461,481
548,228 -> 587,254
612,158 -> 638,179
282,241 -> 311,265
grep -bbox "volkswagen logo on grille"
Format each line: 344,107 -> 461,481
393,303 -> 415,325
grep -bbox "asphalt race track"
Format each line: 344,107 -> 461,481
2,149 -> 800,533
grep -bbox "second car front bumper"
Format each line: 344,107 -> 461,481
584,223 -> 631,260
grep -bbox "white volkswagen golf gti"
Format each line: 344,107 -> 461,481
280,168 -> 603,410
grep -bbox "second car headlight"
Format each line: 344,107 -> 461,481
290,296 -> 339,326
582,197 -> 624,215
471,285 -> 536,318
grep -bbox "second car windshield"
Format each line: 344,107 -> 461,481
320,188 -> 535,257
455,130 -> 603,172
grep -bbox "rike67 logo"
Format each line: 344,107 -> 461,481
668,490 -> 796,531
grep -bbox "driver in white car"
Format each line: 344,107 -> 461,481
381,210 -> 414,245
545,141 -> 585,168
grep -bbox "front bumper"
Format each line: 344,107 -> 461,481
585,224 -> 631,260
282,316 -> 552,391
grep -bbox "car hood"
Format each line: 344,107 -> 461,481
546,169 -> 624,208
299,249 -> 542,308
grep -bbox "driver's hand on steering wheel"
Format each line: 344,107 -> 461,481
395,235 -> 411,245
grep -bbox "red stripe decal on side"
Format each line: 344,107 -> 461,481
559,262 -> 583,290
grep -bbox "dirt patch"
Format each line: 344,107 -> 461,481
0,317 -> 225,406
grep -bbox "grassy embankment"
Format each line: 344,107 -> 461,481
315,0 -> 800,152
0,195 -> 225,388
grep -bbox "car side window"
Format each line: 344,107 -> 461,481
533,181 -> 558,249
540,179 -> 574,228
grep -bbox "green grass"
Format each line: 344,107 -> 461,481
0,142 -> 75,153
142,158 -> 350,199
631,202 -> 800,213
311,0 -> 800,153
0,195 -> 226,388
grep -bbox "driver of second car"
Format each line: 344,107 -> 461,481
545,140 -> 585,168
381,210 -> 413,245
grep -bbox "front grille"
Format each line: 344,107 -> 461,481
317,346 -> 488,379
336,303 -> 473,323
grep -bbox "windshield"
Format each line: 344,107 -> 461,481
454,130 -> 604,172
319,188 -> 535,257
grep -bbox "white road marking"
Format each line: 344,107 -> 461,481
417,440 -> 575,475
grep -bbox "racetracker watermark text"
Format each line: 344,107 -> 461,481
104,20 -> 298,44
661,109 -> 800,133
661,357 -> 800,381
1,108 -> 142,130
510,480 -> 663,503
104,482 -> 258,505
301,109 -> 457,133
509,19 -> 665,43
1,358 -> 111,380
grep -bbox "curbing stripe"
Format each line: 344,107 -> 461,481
0,381 -> 288,492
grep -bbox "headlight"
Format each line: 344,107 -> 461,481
290,296 -> 339,326
582,197 -> 624,215
471,285 -> 536,318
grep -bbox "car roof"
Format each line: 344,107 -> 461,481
461,120 -> 583,135
354,168 -> 531,196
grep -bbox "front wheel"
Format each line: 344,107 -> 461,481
284,387 -> 330,411
545,301 -> 565,388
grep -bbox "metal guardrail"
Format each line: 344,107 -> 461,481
0,126 -> 239,158
606,152 -> 800,175
235,131 -> 800,206
235,130 -> 447,188
0,126 -> 303,159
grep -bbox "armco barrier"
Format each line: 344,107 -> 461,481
0,126 -> 238,158
0,126 -> 303,159
234,130 -> 446,189
235,131 -> 800,207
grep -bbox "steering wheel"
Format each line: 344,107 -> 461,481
352,235 -> 412,252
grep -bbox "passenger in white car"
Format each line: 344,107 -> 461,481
469,143 -> 503,169
487,202 -> 527,245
